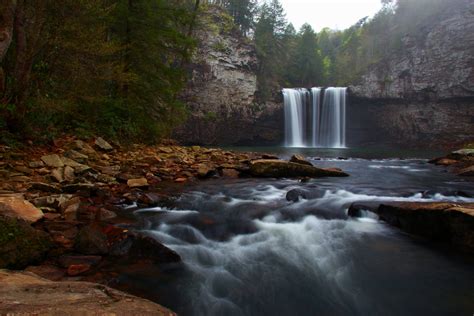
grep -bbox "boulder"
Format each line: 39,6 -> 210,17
110,232 -> 181,264
75,224 -> 109,255
0,216 -> 52,269
289,154 -> 313,166
349,201 -> 474,251
286,189 -> 308,202
41,154 -> 64,168
0,270 -> 175,315
0,196 -> 44,223
248,160 -> 349,178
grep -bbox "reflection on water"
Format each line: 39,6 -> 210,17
123,152 -> 474,316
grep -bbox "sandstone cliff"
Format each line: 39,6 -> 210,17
175,7 -> 282,146
348,0 -> 474,147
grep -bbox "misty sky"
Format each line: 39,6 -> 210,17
279,0 -> 383,31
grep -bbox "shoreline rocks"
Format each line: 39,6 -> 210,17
430,147 -> 474,178
0,270 -> 174,315
349,201 -> 474,251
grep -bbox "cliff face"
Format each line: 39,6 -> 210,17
175,8 -> 282,146
351,0 -> 474,100
348,0 -> 474,148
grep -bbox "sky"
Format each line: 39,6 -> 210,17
279,0 -> 383,32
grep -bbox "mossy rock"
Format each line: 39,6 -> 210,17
0,216 -> 52,269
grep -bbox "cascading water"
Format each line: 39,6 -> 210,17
283,87 -> 347,148
282,88 -> 308,147
311,87 -> 322,147
318,87 -> 347,148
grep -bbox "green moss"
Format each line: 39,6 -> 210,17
0,217 -> 52,269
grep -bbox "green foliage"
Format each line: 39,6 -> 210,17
1,0 -> 197,144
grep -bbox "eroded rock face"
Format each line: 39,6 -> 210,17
346,0 -> 474,148
0,270 -> 175,315
175,7 -> 283,146
350,0 -> 474,100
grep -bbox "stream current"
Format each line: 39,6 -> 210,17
120,149 -> 474,316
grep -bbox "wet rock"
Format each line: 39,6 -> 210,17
249,160 -> 349,178
433,158 -> 459,166
0,196 -> 44,223
95,137 -> 113,151
75,224 -> 109,255
41,154 -> 65,168
286,189 -> 308,202
457,166 -> 474,177
197,166 -> 216,179
289,154 -> 313,166
62,183 -> 95,196
25,265 -> 65,281
0,270 -> 175,315
98,208 -> 117,221
452,148 -> 474,156
0,216 -> 52,269
350,202 -> 474,251
174,177 -> 187,183
58,255 -> 102,269
29,182 -> 61,193
127,178 -> 149,188
261,154 -> 279,160
111,232 -> 181,263
67,263 -> 91,276
221,168 -> 240,178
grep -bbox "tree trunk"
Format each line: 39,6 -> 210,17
0,0 -> 17,97
0,0 -> 16,62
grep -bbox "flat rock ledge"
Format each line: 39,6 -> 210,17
249,159 -> 349,178
0,269 -> 175,316
349,202 -> 474,251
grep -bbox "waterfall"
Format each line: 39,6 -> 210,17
283,87 -> 347,148
311,88 -> 322,147
282,88 -> 308,147
319,87 -> 347,148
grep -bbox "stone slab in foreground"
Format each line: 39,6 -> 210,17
349,202 -> 474,251
0,270 -> 175,315
249,159 -> 349,178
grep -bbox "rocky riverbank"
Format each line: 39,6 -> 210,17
429,148 -> 474,177
0,137 -> 348,314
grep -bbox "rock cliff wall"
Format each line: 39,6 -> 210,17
349,0 -> 474,147
174,8 -> 282,146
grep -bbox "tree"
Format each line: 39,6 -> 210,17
289,24 -> 324,87
254,0 -> 287,100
